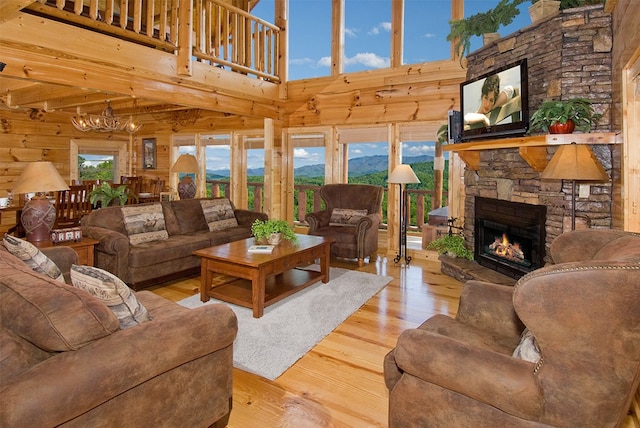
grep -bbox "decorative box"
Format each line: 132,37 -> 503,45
51,227 -> 83,244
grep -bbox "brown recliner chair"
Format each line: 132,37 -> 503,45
306,184 -> 383,266
384,229 -> 640,427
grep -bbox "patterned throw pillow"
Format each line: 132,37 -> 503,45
70,264 -> 152,329
121,203 -> 168,246
512,328 -> 541,363
200,198 -> 239,231
3,234 -> 64,282
329,208 -> 368,226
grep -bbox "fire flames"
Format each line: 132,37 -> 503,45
488,233 -> 525,263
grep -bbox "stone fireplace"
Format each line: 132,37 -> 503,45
457,4 -> 614,270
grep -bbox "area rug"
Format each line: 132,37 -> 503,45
178,267 -> 393,380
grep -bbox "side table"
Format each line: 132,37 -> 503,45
34,238 -> 99,266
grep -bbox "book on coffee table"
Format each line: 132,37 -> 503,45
248,244 -> 275,254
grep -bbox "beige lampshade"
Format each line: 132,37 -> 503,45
12,161 -> 70,194
540,143 -> 608,181
388,164 -> 421,184
170,154 -> 199,173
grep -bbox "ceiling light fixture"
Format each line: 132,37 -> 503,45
71,101 -> 142,133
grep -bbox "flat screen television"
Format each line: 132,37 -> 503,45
460,59 -> 529,142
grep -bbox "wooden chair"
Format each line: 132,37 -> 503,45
54,184 -> 93,228
120,176 -> 142,204
139,178 -> 165,203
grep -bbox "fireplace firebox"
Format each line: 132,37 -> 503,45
474,197 -> 546,279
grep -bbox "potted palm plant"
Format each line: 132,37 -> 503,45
447,0 -> 526,58
528,97 -> 602,134
251,219 -> 298,245
88,182 -> 130,207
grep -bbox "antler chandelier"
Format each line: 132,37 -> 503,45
72,101 -> 142,134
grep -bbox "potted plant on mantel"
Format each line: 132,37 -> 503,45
528,97 -> 602,134
251,219 -> 298,245
426,234 -> 474,260
447,0 -> 526,59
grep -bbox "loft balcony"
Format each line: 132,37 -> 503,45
23,0 -> 280,83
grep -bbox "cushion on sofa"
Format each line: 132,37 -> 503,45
70,265 -> 152,329
329,208 -> 368,226
201,198 -> 239,231
0,265 -> 119,352
3,234 -> 64,282
512,328 -> 541,363
121,204 -> 169,246
171,198 -> 209,234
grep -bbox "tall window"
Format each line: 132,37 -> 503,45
290,132 -> 327,223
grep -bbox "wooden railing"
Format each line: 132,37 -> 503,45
26,0 -> 280,82
206,179 -> 447,231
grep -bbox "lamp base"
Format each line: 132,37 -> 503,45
177,176 -> 197,199
21,196 -> 56,242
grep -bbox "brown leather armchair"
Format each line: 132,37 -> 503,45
306,184 -> 383,266
384,229 -> 640,427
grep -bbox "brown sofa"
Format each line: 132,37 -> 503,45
384,229 -> 640,427
81,197 -> 267,289
306,184 -> 383,266
0,243 -> 237,427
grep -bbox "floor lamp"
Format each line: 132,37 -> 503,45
171,154 -> 199,199
540,143 -> 608,230
389,164 -> 420,265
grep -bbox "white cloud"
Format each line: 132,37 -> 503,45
423,33 -> 436,39
351,148 -> 363,154
345,28 -> 357,38
407,144 -> 436,155
294,148 -> 312,159
368,22 -> 391,35
344,52 -> 389,68
318,56 -> 332,67
290,57 -> 315,66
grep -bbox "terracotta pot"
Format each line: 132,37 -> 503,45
548,119 -> 576,134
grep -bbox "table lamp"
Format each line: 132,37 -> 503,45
11,161 -> 70,242
388,164 -> 420,265
540,143 -> 608,230
170,154 -> 199,199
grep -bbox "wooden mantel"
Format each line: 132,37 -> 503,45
443,133 -> 619,171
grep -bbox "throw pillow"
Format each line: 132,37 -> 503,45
70,264 -> 152,329
201,198 -> 239,231
512,328 -> 541,363
121,203 -> 168,246
329,208 -> 368,226
3,234 -> 64,282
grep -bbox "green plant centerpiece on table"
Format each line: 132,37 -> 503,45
447,0 -> 526,59
251,219 -> 298,245
88,182 -> 131,207
426,234 -> 474,260
528,97 -> 602,134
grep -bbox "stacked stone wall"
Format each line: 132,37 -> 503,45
461,5 -> 613,262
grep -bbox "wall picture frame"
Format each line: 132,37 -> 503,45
142,138 -> 156,169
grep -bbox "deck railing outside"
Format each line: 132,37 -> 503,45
206,179 -> 447,231
27,0 -> 280,82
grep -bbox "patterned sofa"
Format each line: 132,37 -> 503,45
81,197 -> 267,290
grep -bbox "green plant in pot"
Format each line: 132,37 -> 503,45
447,0 -> 526,58
88,182 -> 131,207
251,219 -> 298,245
436,124 -> 449,145
426,234 -> 474,260
528,97 -> 602,134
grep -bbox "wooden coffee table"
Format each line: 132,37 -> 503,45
194,234 -> 334,318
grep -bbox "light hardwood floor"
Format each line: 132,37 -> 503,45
149,245 -> 640,427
